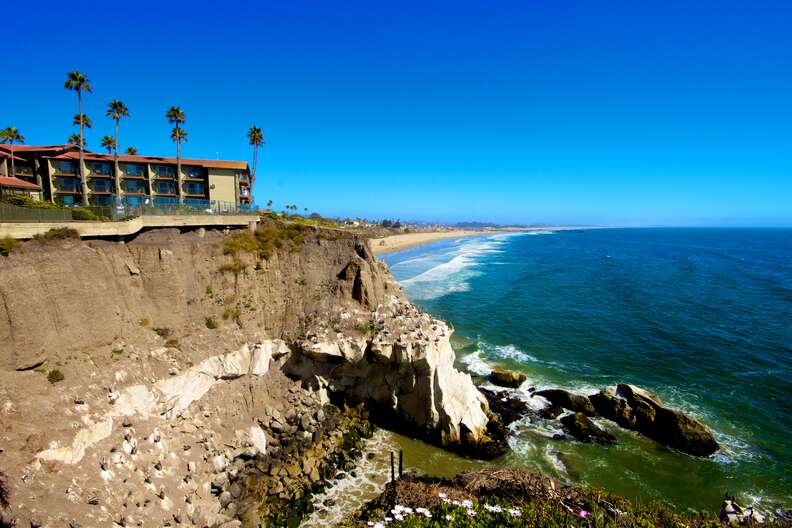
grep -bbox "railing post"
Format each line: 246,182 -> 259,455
390,451 -> 395,483
398,449 -> 403,477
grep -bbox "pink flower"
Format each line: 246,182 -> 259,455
580,510 -> 590,518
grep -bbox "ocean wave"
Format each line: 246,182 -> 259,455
399,235 -> 512,300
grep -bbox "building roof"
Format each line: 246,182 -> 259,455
0,176 -> 41,190
1,144 -> 250,172
0,151 -> 26,162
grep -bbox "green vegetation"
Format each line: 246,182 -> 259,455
247,125 -> 265,184
165,337 -> 180,348
0,237 -> 16,257
47,369 -> 65,384
71,207 -> 110,221
111,347 -> 123,355
356,320 -> 376,335
106,99 -> 130,205
1,195 -> 58,209
138,316 -> 150,327
289,215 -> 341,228
222,222 -> 307,265
205,317 -> 218,329
222,306 -> 241,322
32,227 -> 80,241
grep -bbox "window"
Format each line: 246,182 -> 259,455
126,195 -> 143,207
15,164 -> 33,176
155,181 -> 176,194
154,165 -> 175,178
90,179 -> 113,192
55,177 -> 80,192
89,162 -> 111,175
55,161 -> 78,175
124,180 -> 146,193
184,182 -> 205,195
185,166 -> 205,178
124,163 -> 145,177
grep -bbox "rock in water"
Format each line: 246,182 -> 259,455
534,389 -> 596,416
560,412 -> 616,444
488,368 -> 527,388
479,387 -> 529,425
588,384 -> 718,456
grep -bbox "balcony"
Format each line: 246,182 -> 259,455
88,163 -> 112,178
54,177 -> 81,193
123,181 -> 148,194
53,162 -> 78,176
122,163 -> 146,179
14,165 -> 34,177
183,167 -> 206,181
153,165 -> 176,180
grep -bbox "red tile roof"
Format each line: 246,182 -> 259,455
47,150 -> 249,171
0,151 -> 26,162
0,176 -> 41,190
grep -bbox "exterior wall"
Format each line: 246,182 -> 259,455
0,158 -> 6,176
207,168 -> 239,204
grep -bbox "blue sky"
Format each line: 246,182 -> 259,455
3,0 -> 791,226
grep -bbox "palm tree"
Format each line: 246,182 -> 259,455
266,199 -> 273,208
125,146 -> 137,155
0,127 -> 24,182
166,106 -> 186,203
247,126 -> 264,184
101,135 -> 116,154
106,100 -> 129,204
67,134 -> 86,148
64,71 -> 92,206
72,113 -> 92,129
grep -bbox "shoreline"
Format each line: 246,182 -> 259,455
370,228 -> 531,256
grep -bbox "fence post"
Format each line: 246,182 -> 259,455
398,450 -> 403,478
390,451 -> 395,483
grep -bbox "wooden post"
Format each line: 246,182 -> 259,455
398,450 -> 403,477
390,451 -> 395,483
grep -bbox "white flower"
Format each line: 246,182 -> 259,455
467,509 -> 476,517
445,515 -> 454,521
461,499 -> 474,508
438,492 -> 447,498
394,514 -> 403,521
508,508 -> 522,517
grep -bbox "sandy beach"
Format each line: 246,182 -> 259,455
369,230 -> 485,255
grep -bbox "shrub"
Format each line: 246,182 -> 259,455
222,307 -> 241,321
138,316 -> 151,326
0,237 -> 16,256
111,347 -> 123,355
47,369 -> 64,384
71,208 -> 108,221
1,195 -> 58,209
205,317 -> 218,329
165,337 -> 180,348
222,221 -> 307,261
32,227 -> 80,241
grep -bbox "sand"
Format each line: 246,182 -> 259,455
369,230 -> 484,255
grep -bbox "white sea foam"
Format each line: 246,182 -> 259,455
301,429 -> 398,527
398,235 -> 513,300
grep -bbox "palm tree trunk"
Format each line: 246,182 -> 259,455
114,120 -> 121,206
78,91 -> 89,207
252,146 -> 258,181
176,132 -> 183,205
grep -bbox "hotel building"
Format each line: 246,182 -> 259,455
0,144 -> 252,207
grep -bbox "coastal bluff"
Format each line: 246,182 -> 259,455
0,224 -> 497,527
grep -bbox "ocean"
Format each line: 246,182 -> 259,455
381,228 -> 792,513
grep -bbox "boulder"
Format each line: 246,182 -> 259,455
534,389 -> 595,416
588,384 -> 718,456
560,413 -> 616,444
479,387 -> 529,425
488,368 -> 527,388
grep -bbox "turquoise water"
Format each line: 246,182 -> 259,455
383,228 -> 791,512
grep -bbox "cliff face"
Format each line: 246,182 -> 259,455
0,225 -> 499,527
0,226 -> 389,371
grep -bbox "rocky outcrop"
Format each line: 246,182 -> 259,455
588,384 -> 718,456
534,389 -> 596,416
488,368 -> 527,388
560,412 -> 616,444
479,387 -> 529,426
282,296 -> 505,458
